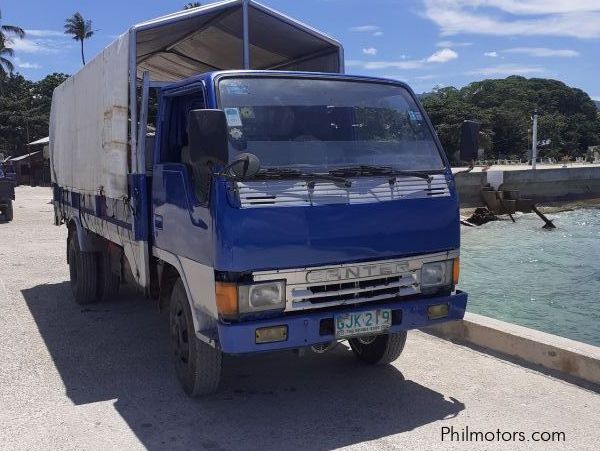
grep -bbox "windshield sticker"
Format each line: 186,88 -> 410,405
229,128 -> 243,140
240,107 -> 255,119
408,110 -> 423,122
224,108 -> 243,127
224,83 -> 249,95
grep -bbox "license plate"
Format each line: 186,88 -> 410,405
334,309 -> 392,339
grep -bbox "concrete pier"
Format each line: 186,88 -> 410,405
453,165 -> 600,207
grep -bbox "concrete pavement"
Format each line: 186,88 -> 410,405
1,187 -> 599,450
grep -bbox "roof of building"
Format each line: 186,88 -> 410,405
8,151 -> 41,162
28,137 -> 50,146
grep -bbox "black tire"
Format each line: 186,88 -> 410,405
68,234 -> 98,305
169,279 -> 221,396
96,245 -> 120,302
5,200 -> 13,221
349,331 -> 407,365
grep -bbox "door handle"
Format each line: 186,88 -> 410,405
154,214 -> 163,230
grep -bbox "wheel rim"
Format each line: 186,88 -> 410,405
171,300 -> 190,367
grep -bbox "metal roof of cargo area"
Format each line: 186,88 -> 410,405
130,0 -> 344,82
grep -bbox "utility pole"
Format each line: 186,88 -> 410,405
531,110 -> 538,170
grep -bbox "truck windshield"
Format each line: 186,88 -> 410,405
217,76 -> 446,173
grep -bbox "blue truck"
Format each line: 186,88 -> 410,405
49,0 -> 467,396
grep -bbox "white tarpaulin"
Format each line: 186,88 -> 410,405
50,35 -> 130,198
49,0 -> 343,199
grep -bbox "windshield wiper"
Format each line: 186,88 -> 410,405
329,165 -> 437,183
254,168 -> 352,188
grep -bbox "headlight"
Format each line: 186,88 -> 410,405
421,260 -> 453,289
238,281 -> 286,313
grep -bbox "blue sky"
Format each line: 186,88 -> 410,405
2,0 -> 600,99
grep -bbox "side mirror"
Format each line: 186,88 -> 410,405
187,109 -> 228,166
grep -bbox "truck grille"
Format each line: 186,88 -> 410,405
251,251 -> 459,312
291,273 -> 418,306
236,175 -> 450,208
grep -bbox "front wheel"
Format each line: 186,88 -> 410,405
5,200 -> 13,221
169,279 -> 221,396
348,331 -> 407,365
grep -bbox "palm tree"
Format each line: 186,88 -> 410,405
64,12 -> 94,66
183,2 -> 202,9
0,8 -> 25,75
0,36 -> 15,75
0,8 -> 25,43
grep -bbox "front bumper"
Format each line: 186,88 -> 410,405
217,291 -> 467,354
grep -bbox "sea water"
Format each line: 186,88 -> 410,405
460,207 -> 600,346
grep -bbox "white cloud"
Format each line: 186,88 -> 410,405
423,0 -> 600,38
24,29 -> 64,37
426,48 -> 458,63
349,25 -> 381,32
466,64 -> 545,76
504,47 -> 580,57
436,40 -> 472,47
592,96 -> 600,101
362,60 -> 425,70
13,57 -> 41,69
416,74 -> 438,80
484,51 -> 498,57
350,48 -> 457,71
349,25 -> 384,37
10,32 -> 71,54
362,47 -> 378,56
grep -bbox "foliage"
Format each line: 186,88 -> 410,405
420,76 -> 600,162
64,12 -> 94,65
0,72 -> 69,156
0,8 -> 25,75
0,36 -> 15,74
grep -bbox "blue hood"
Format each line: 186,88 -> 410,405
213,181 -> 460,272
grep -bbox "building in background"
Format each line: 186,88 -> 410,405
5,137 -> 50,186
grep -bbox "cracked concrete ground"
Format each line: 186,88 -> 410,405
1,186 -> 599,450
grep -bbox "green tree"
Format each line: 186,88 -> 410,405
64,12 -> 94,66
0,73 -> 69,156
0,9 -> 25,76
0,8 -> 25,42
421,76 -> 600,162
0,36 -> 15,75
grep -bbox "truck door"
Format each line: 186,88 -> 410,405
151,89 -> 214,265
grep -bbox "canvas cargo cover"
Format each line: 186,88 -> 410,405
50,0 -> 343,198
50,35 -> 130,198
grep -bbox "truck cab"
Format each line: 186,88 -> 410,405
151,71 -> 466,394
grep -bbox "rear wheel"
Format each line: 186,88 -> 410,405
96,244 -> 120,302
169,279 -> 221,396
68,234 -> 98,305
348,331 -> 407,364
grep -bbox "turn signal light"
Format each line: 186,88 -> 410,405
453,257 -> 460,285
215,282 -> 238,317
